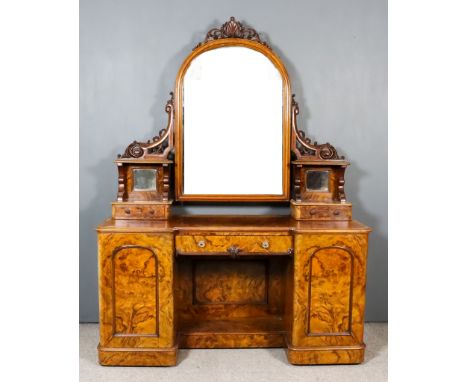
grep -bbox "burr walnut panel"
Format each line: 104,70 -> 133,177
179,317 -> 285,349
98,346 -> 178,366
286,344 -> 365,365
112,246 -> 158,335
290,233 -> 368,349
176,235 -> 293,255
194,260 -> 267,305
98,233 -> 175,353
308,247 -> 352,335
175,257 -> 288,322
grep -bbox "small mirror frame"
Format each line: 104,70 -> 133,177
133,168 -> 157,191
306,170 -> 330,192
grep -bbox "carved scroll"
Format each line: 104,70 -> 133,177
119,92 -> 175,159
194,17 -> 270,50
291,95 -> 345,161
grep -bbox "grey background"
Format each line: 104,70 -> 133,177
80,0 -> 387,322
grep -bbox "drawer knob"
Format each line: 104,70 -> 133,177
124,208 -> 131,214
197,240 -> 206,248
333,210 -> 340,216
309,209 -> 318,215
261,240 -> 270,249
149,209 -> 155,215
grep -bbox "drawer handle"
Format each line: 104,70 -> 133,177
333,210 -> 340,216
149,209 -> 155,215
124,208 -> 131,214
261,240 -> 270,249
197,240 -> 206,248
309,209 -> 318,215
227,245 -> 241,257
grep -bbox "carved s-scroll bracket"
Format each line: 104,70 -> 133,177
291,94 -> 345,161
119,92 -> 175,160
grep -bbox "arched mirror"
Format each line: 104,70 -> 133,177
174,25 -> 291,201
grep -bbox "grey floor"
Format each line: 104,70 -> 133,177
80,323 -> 387,382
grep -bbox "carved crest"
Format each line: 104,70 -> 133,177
291,95 -> 345,161
194,17 -> 270,50
119,92 -> 175,159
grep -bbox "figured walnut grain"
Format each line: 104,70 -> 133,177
113,246 -> 158,335
290,233 -> 369,348
175,234 -> 293,255
98,233 -> 175,353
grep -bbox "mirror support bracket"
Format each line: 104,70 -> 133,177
291,94 -> 345,162
119,91 -> 175,160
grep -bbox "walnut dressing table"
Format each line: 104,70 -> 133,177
97,17 -> 371,366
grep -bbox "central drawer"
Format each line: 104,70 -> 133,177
175,235 -> 293,256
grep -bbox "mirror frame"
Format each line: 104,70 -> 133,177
174,38 -> 292,202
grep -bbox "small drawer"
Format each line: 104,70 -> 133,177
175,235 -> 293,256
291,203 -> 352,221
112,203 -> 170,220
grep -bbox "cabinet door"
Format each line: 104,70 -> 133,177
291,233 -> 368,348
98,233 -> 174,349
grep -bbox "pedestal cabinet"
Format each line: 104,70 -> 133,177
97,232 -> 177,365
97,218 -> 370,365
287,232 -> 369,364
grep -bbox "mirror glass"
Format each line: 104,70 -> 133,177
133,169 -> 157,191
306,171 -> 329,191
183,47 -> 283,195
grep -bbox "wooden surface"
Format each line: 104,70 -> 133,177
175,255 -> 289,349
179,316 -> 285,348
116,163 -> 172,204
112,202 -> 171,220
175,234 -> 293,255
291,163 -> 348,205
97,215 -> 371,233
98,233 -> 176,365
290,201 -> 352,221
289,233 -> 368,348
286,344 -> 365,365
97,215 -> 370,365
98,346 -> 178,366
